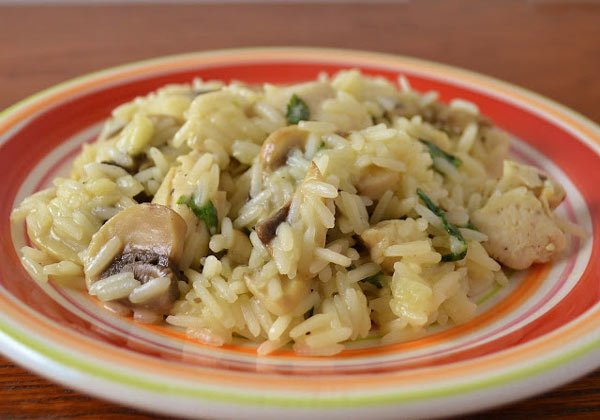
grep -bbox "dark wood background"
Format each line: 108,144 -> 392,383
1,1 -> 599,418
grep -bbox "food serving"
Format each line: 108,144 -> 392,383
11,70 -> 580,356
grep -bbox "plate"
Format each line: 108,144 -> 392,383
0,48 -> 599,419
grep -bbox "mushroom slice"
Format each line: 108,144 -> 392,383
260,125 -> 309,170
244,272 -> 310,316
101,251 -> 180,313
84,203 -> 187,315
254,162 -> 329,246
255,202 -> 291,245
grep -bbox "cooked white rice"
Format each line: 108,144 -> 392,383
11,69 -> 576,356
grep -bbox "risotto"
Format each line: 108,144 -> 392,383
11,70 -> 577,356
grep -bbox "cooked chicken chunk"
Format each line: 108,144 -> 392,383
471,188 -> 566,270
360,219 -> 427,273
496,160 -> 565,209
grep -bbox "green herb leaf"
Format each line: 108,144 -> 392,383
286,94 -> 310,124
416,188 -> 467,262
465,221 -> 478,231
177,195 -> 218,233
362,272 -> 383,289
419,139 -> 462,169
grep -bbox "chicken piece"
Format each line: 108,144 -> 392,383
355,166 -> 401,200
360,219 -> 427,273
471,188 -> 566,270
496,160 -> 565,209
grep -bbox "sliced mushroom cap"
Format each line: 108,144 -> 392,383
260,125 -> 309,170
244,272 -> 310,316
101,250 -> 181,313
255,202 -> 291,245
87,203 -> 186,269
254,162 -> 326,245
85,203 -> 187,315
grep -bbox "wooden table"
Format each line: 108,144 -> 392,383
1,1 -> 599,418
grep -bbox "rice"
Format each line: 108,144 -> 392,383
84,236 -> 122,278
89,272 -> 140,301
11,69 -> 578,356
314,247 -> 352,267
129,276 -> 171,304
384,240 -> 432,257
347,263 -> 381,283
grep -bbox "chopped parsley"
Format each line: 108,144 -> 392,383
416,188 -> 467,262
362,272 -> 383,289
177,195 -> 218,234
465,221 -> 478,231
419,139 -> 462,171
286,94 -> 310,124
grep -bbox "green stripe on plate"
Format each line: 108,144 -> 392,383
1,313 -> 599,409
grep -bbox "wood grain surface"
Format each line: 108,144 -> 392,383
1,1 -> 599,418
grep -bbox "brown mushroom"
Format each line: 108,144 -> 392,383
84,203 -> 187,315
260,125 -> 309,170
255,202 -> 291,245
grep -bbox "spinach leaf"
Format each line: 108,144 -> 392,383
177,195 -> 218,234
416,188 -> 467,262
286,94 -> 310,124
